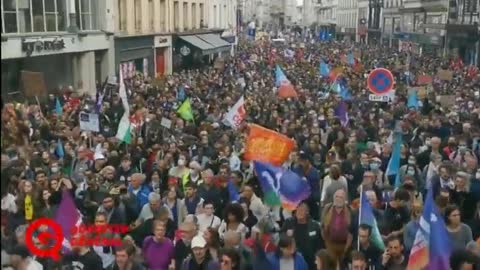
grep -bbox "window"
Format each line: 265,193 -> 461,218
76,0 -> 96,30
2,0 -> 18,33
183,2 -> 187,30
174,1 -> 179,30
402,14 -> 414,32
192,3 -> 196,28
383,17 -> 392,33
134,0 -> 141,31
199,3 -> 204,26
118,0 -> 126,31
149,0 -> 154,30
2,0 -> 68,33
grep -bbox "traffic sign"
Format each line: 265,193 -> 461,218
367,68 -> 395,95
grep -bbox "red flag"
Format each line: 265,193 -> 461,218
278,83 -> 298,98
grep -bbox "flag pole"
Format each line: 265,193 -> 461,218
357,185 -> 363,251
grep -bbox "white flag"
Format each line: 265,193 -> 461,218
223,96 -> 246,129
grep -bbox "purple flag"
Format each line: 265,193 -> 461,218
335,101 -> 349,127
54,190 -> 81,248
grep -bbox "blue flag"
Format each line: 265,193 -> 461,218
275,65 -> 288,87
387,132 -> 403,188
227,180 -> 240,202
407,90 -> 419,109
347,52 -> 355,65
56,139 -> 65,158
177,85 -> 186,101
319,60 -> 330,77
339,81 -> 352,100
407,188 -> 452,269
360,191 -> 385,250
55,97 -> 63,116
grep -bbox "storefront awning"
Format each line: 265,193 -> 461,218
199,34 -> 231,48
179,34 -> 231,56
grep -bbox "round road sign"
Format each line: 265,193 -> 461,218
367,68 -> 395,95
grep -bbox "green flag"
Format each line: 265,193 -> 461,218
177,99 -> 194,121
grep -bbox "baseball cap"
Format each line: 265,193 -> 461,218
191,236 -> 206,249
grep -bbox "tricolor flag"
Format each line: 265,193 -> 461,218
223,96 -> 246,129
115,68 -> 132,144
254,161 -> 311,211
407,189 -> 451,270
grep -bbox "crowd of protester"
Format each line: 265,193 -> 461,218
1,32 -> 480,270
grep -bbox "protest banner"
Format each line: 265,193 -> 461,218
437,69 -> 453,81
21,71 -> 47,97
79,112 -> 100,132
244,124 -> 295,166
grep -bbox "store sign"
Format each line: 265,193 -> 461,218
21,38 -> 66,56
180,45 -> 191,56
158,38 -> 168,45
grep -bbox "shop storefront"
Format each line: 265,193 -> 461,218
115,36 -> 154,79
394,32 -> 444,56
154,36 -> 173,77
1,33 -> 112,98
173,30 -> 232,71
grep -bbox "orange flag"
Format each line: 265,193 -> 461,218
244,124 -> 295,166
278,83 -> 298,98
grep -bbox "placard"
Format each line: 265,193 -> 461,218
79,112 -> 100,132
21,71 -> 47,97
438,95 -> 456,107
416,75 -> 433,85
160,117 -> 172,129
437,69 -> 453,81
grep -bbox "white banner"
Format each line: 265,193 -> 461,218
223,96 -> 246,129
79,112 -> 100,132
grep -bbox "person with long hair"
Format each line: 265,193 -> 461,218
445,204 -> 474,251
204,227 -> 221,261
218,203 -> 248,240
15,180 -> 40,223
315,249 -> 337,270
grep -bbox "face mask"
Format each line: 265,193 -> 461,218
370,163 -> 380,170
51,167 -> 59,173
425,140 -> 431,147
459,146 -> 467,153
408,160 -> 416,165
178,159 -> 186,166
407,168 -> 415,175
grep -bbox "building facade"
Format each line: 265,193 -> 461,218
1,0 -> 115,97
315,0 -> 338,35
336,0 -> 357,41
114,0 -> 236,75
